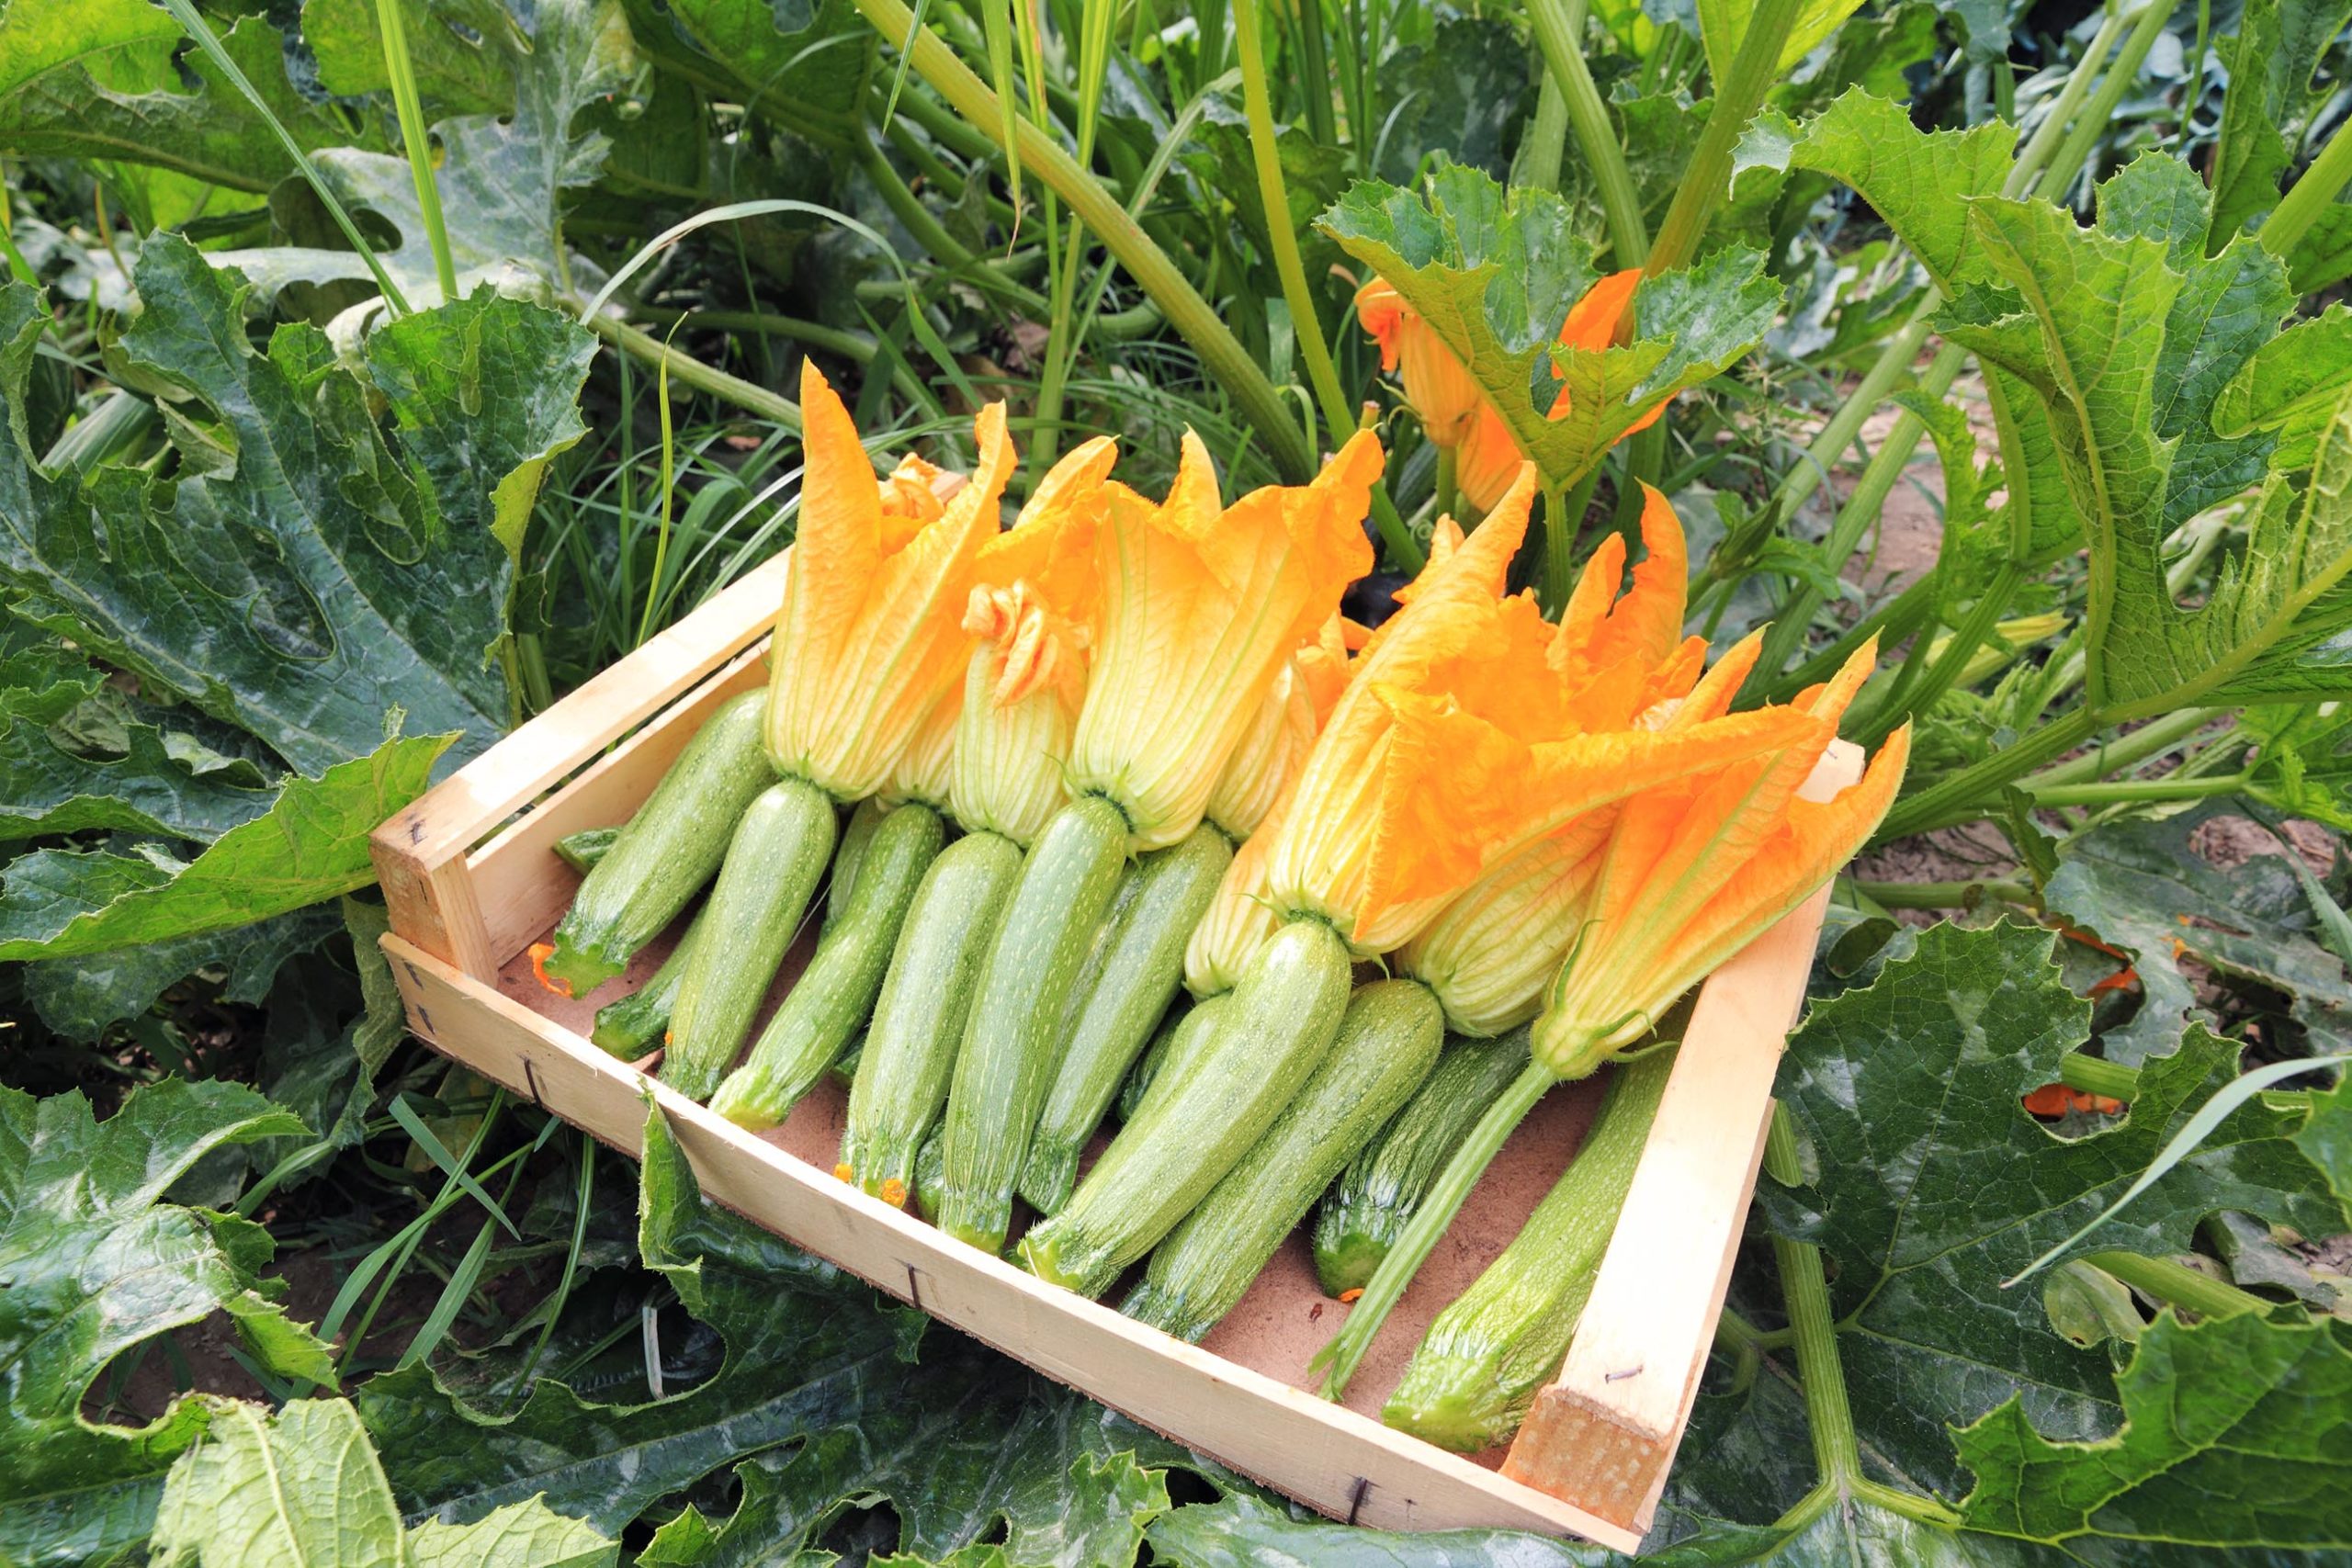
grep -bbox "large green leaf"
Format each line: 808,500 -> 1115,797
0,733 -> 450,959
2043,803 -> 2352,1065
215,0 -> 637,306
1785,96 -> 2015,295
151,1396 -> 616,1568
1317,164 -> 1780,490
0,1080 -> 322,1568
304,0 -> 517,115
1142,1489 -> 1612,1566
621,0 -> 873,150
18,906 -> 340,1040
0,0 -> 368,191
0,237 -> 594,774
2205,0 -> 2352,246
1955,1310 -> 2352,1551
1760,921 -> 2346,1496
1942,194 -> 2341,713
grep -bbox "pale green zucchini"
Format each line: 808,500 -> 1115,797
1383,1048 -> 1676,1451
1313,1026 -> 1532,1297
1021,825 -> 1232,1215
658,776 -> 838,1100
1115,1000 -> 1193,1124
912,1126 -> 947,1224
710,802 -> 945,1129
1125,979 -> 1443,1341
827,797 -> 891,928
936,795 -> 1131,1251
829,1034 -> 865,1089
839,829 -> 1025,1205
542,690 -> 774,995
1122,989 -> 1232,1125
1017,917 -> 1353,1298
587,905 -> 708,1059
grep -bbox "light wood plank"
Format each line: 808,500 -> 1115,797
380,931 -> 1644,1552
1501,740 -> 1863,1531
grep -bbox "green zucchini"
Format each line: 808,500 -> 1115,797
711,802 -> 945,1129
658,776 -> 838,1100
587,905 -> 709,1059
827,797 -> 891,928
1021,825 -> 1232,1215
1116,999 -> 1193,1124
829,1034 -> 865,1089
554,827 -> 618,875
1314,1027 -> 1533,1297
936,794 -> 1131,1252
1125,979 -> 1443,1341
1018,917 -> 1353,1298
1383,1048 -> 1675,1451
839,829 -> 1025,1205
543,690 -> 775,996
912,1125 -> 947,1224
1123,989 -> 1232,1126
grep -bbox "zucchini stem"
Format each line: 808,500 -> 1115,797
1313,1059 -> 1555,1399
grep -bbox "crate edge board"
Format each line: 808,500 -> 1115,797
380,931 -> 1642,1551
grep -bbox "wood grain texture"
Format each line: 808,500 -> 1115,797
379,932 -> 1642,1551
1500,740 -> 1864,1532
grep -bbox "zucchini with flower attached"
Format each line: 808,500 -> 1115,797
1382,1048 -> 1676,1450
1125,979 -> 1442,1341
945,431 -> 1388,1255
838,439 -> 1119,1206
1023,476 -> 1794,1298
656,367 -> 1012,1101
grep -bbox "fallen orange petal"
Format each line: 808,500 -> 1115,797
833,1162 -> 854,1182
881,1178 -> 909,1209
1338,1288 -> 1364,1304
2023,1084 -> 2125,1117
527,942 -> 572,999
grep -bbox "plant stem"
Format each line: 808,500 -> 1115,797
375,0 -> 457,304
1879,705 -> 2104,840
1850,877 -> 2034,909
1544,468 -> 1601,613
2060,1054 -> 2140,1102
1526,0 -> 1647,265
1763,1108 -> 1861,1483
2043,0 -> 2178,209
1647,0 -> 1805,273
854,134 -> 1050,314
1232,0 -> 1352,453
2088,1249 -> 2270,1319
2023,708 -> 2224,790
2021,773 -> 2252,808
2265,106 -> 2352,257
585,313 -> 808,437
852,0 -> 1317,481
1516,73 -> 1570,194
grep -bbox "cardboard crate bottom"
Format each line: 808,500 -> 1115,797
368,548 -> 1853,1549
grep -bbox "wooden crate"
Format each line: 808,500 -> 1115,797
369,554 -> 1854,1553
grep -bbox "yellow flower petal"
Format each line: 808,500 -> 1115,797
767,364 -> 1013,798
1356,279 -> 1484,448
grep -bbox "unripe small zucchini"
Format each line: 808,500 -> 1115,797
937,795 -> 1131,1252
1383,1049 -> 1675,1451
543,691 -> 775,996
711,802 -> 945,1129
912,1125 -> 947,1224
829,1034 -> 865,1089
1124,979 -> 1442,1341
587,905 -> 708,1059
1117,1000 -> 1193,1124
827,798 -> 891,929
1018,917 -> 1353,1298
554,827 -> 617,874
839,829 -> 1025,1205
1022,825 -> 1231,1215
1121,989 -> 1231,1126
1314,1026 -> 1532,1297
659,775 -> 838,1100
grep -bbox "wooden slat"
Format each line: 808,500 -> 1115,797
380,931 -> 1644,1553
465,643 -> 770,968
1500,739 -> 1864,1531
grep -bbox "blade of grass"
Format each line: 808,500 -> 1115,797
390,1093 -> 521,1238
395,1216 -> 499,1371
374,0 -> 458,304
512,1138 -> 596,1404
638,321 -> 682,649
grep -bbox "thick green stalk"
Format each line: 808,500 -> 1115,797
2089,1249 -> 2269,1318
1877,705 -> 2102,840
1233,0 -> 1351,455
854,134 -> 1049,313
375,0 -> 458,304
584,314 -> 807,437
1515,74 -> 1571,194
1315,1059 -> 1555,1398
1646,0 -> 1806,274
2044,0 -> 2178,211
2023,773 -> 2252,808
852,0 -> 1316,480
1525,0 -> 1646,266
1763,1109 -> 1860,1481
2249,110 -> 2352,254
1850,877 -> 2033,910
2022,707 -> 2221,789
